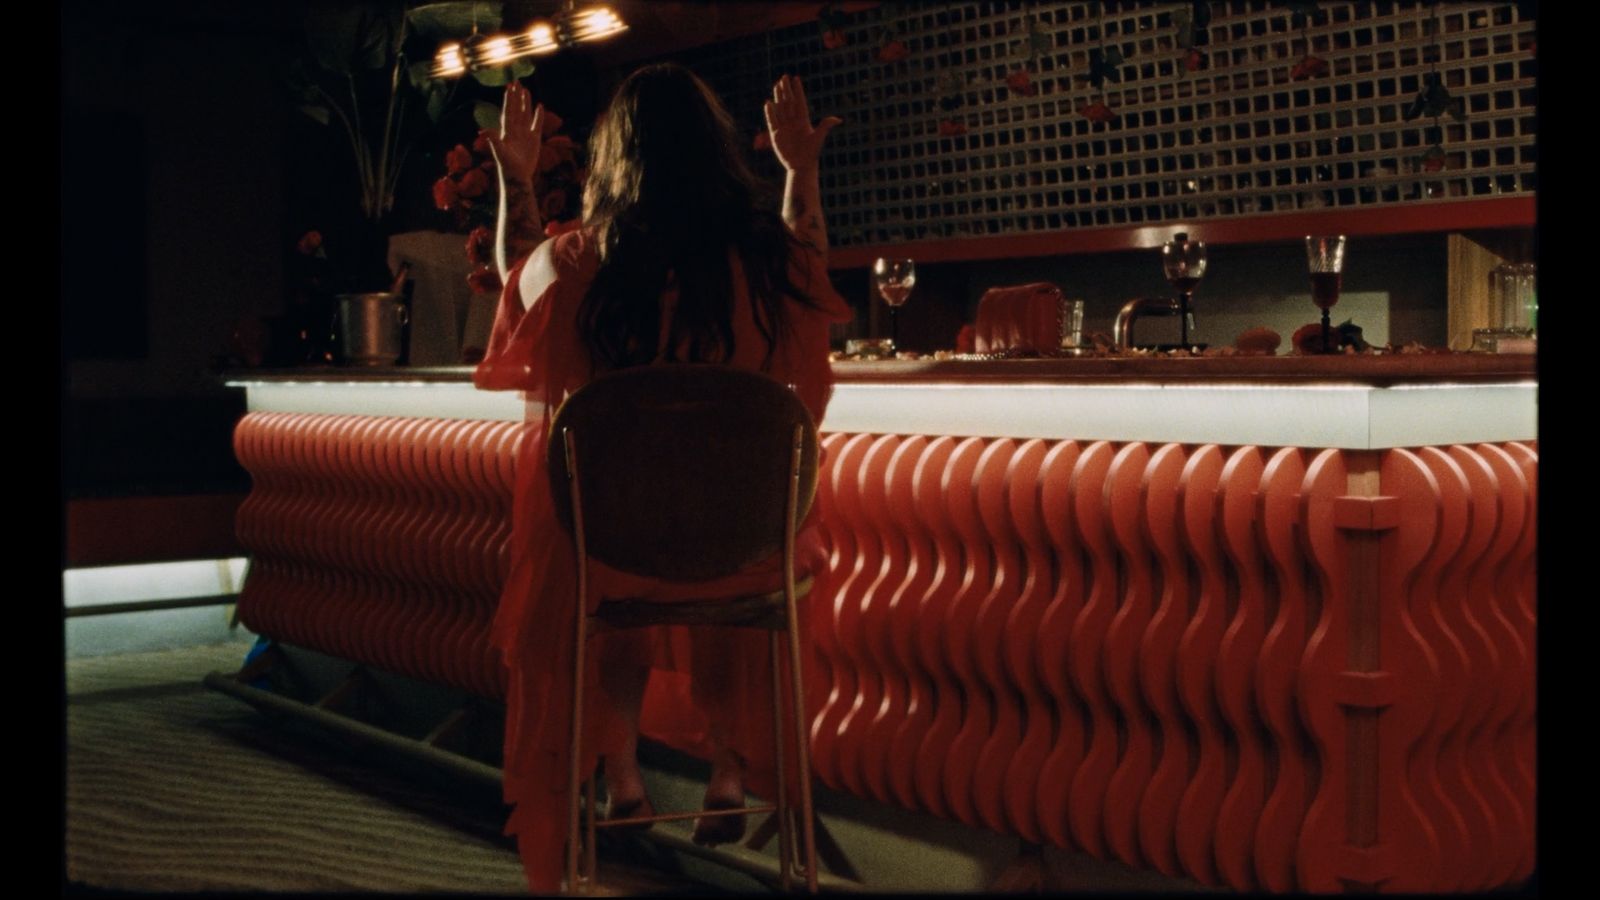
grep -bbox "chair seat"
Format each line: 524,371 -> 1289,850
590,575 -> 815,631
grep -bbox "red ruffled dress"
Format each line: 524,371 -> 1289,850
473,225 -> 852,892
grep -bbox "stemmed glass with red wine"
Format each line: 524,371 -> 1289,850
1305,235 -> 1347,353
1162,233 -> 1207,348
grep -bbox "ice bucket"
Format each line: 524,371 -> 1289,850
337,292 -> 408,366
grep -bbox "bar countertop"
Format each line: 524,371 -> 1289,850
227,352 -> 1535,386
225,354 -> 1536,450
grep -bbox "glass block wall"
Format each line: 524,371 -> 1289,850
675,1 -> 1536,251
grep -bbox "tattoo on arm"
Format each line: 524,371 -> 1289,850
501,180 -> 544,260
803,215 -> 824,245
783,168 -> 829,259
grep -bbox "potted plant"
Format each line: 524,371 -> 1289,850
284,1 -> 534,364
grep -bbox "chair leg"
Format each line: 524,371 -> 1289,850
568,611 -> 589,894
771,631 -> 792,891
784,610 -> 818,893
565,427 -> 591,894
780,424 -> 818,893
584,776 -> 598,888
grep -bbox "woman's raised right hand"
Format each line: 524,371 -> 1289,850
764,74 -> 841,174
484,81 -> 544,188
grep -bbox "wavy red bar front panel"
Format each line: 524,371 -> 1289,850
233,412 -> 1537,892
806,433 -> 1537,893
233,412 -> 519,699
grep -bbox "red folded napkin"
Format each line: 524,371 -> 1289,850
974,282 -> 1066,355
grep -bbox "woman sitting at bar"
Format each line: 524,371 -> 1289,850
473,63 -> 849,891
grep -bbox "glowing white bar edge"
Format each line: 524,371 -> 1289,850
63,558 -> 251,609
230,379 -> 1536,449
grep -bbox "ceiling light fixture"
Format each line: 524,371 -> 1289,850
430,1 -> 628,79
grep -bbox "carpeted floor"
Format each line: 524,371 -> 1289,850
64,642 -> 707,895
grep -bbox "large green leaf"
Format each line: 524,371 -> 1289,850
472,65 -> 510,87
304,6 -> 377,72
426,83 -> 450,123
510,59 -> 535,80
407,2 -> 504,40
474,101 -> 503,131
407,60 -> 436,91
302,3 -> 404,73
299,104 -> 331,126
355,11 -> 392,70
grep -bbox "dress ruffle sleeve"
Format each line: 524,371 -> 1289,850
471,234 -> 609,893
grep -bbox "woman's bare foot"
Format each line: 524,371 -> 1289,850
692,750 -> 748,846
604,755 -> 654,831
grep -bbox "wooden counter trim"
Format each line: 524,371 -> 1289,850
228,353 -> 1535,388
828,197 -> 1537,270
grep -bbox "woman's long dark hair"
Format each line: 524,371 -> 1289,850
578,62 -> 817,372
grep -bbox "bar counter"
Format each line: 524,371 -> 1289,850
226,356 -> 1536,893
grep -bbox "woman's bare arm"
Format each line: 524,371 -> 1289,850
484,81 -> 546,283
765,75 -> 842,260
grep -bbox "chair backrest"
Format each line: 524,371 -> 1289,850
548,365 -> 820,582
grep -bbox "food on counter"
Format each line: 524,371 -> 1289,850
1234,326 -> 1282,355
830,333 -> 1451,362
1337,319 -> 1371,351
1292,323 -> 1338,355
1292,319 -> 1386,355
955,323 -> 977,354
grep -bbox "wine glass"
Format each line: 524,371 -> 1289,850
1161,233 -> 1206,348
872,258 -> 916,351
1305,235 -> 1347,353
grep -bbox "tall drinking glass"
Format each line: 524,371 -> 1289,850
873,258 -> 916,351
1161,233 -> 1207,347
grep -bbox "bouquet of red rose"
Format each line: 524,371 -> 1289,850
432,107 -> 584,296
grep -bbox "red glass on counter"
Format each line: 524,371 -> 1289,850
1305,235 -> 1347,352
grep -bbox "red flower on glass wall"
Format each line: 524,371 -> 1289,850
1078,101 -> 1117,124
1290,54 -> 1329,80
1005,68 -> 1038,97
